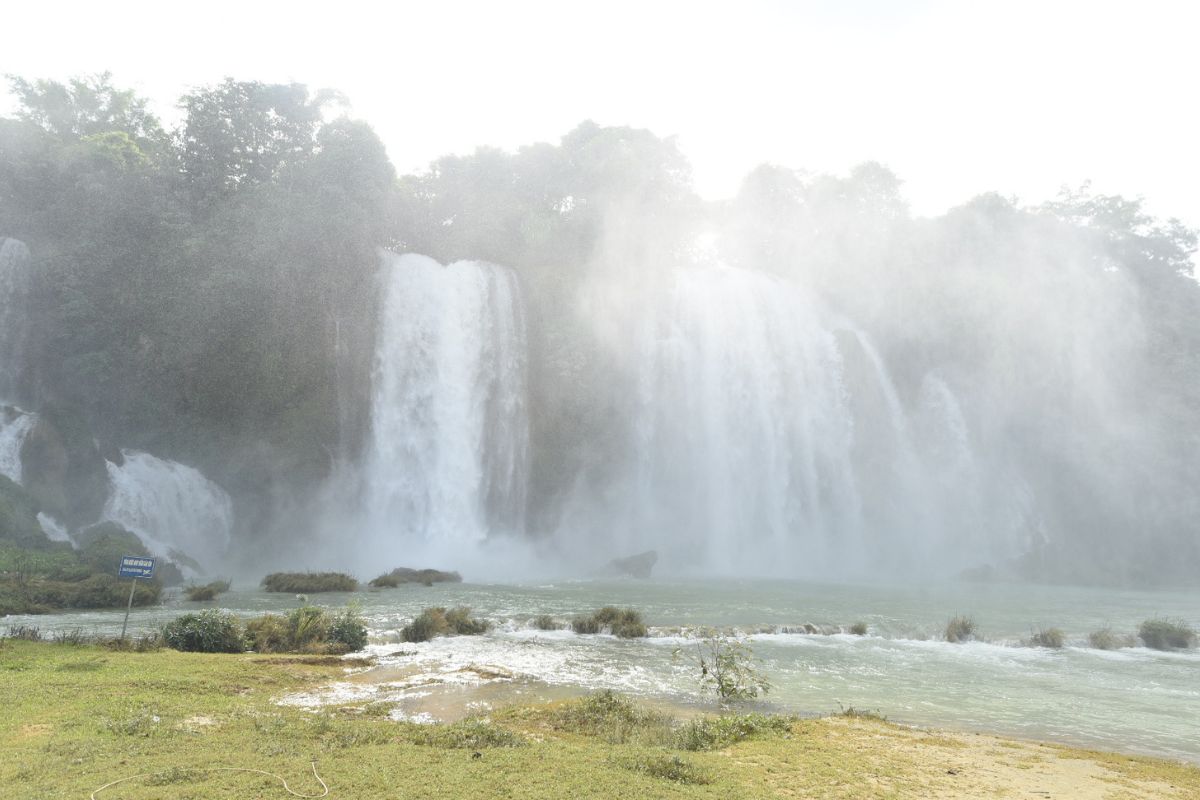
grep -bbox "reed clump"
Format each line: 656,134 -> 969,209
261,572 -> 358,593
944,615 -> 977,643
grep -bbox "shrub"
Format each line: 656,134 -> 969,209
1028,628 -> 1066,648
245,614 -> 291,653
1138,619 -> 1197,650
6,624 -> 41,640
261,572 -> 358,593
401,606 -> 488,642
287,604 -> 332,651
549,690 -> 674,745
368,567 -> 462,588
570,607 -> 648,637
51,628 -> 87,645
162,610 -> 245,653
945,615 -> 976,643
328,606 -> 368,652
674,713 -> 792,751
611,608 -> 648,639
532,614 -> 560,631
445,606 -> 489,635
849,621 -> 868,636
675,633 -> 772,704
1088,627 -> 1135,650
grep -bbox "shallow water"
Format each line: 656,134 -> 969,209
6,578 -> 1198,762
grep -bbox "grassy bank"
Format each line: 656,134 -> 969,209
2,640 -> 1198,799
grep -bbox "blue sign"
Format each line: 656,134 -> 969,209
118,555 -> 156,579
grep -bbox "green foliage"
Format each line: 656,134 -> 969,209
328,605 -> 369,652
532,614 -> 561,631
401,606 -> 489,642
162,610 -> 245,653
6,624 -> 41,641
675,633 -> 772,704
945,616 -> 977,643
244,604 -> 367,654
0,476 -> 48,549
261,572 -> 358,593
1,573 -> 161,615
368,567 -> 461,588
849,621 -> 868,636
1028,628 -> 1066,648
1138,619 -> 1197,650
674,713 -> 792,751
571,616 -> 600,635
244,614 -> 290,653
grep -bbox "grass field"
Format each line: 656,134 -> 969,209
2,639 -> 1198,799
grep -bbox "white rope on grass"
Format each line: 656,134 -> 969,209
89,760 -> 329,799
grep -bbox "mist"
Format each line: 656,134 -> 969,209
0,75 -> 1196,588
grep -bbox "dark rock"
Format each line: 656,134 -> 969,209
18,406 -> 111,528
0,474 -> 50,548
605,550 -> 657,579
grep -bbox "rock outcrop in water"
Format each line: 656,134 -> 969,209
604,550 -> 658,579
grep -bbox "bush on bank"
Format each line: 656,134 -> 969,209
161,605 -> 368,654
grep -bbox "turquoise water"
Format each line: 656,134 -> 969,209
6,579 -> 1198,762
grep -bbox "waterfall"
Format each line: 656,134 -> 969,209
102,450 -> 233,571
361,253 -> 529,559
0,408 -> 35,484
619,265 -> 866,573
0,238 -> 32,402
584,264 -> 1008,577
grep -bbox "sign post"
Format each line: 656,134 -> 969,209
118,555 -> 156,640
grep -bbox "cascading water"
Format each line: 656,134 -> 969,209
360,253 -> 529,561
0,408 -> 35,484
588,264 -> 1012,577
0,238 -> 32,402
102,450 -> 233,572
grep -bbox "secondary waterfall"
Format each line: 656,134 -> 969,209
0,238 -> 32,402
361,253 -> 529,559
103,450 -> 234,571
594,264 -> 1004,576
0,408 -> 35,484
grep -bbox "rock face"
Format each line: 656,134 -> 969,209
0,474 -> 50,548
18,407 -> 111,529
605,550 -> 658,579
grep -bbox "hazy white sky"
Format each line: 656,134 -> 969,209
4,0 -> 1198,226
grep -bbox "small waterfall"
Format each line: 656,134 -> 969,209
0,408 -> 35,484
37,512 -> 71,543
103,450 -> 233,571
361,253 -> 529,559
0,238 -> 32,402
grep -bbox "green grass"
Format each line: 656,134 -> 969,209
2,642 -> 1198,799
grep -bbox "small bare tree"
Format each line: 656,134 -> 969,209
675,631 -> 772,704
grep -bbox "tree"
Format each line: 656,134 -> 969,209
675,633 -> 772,704
6,73 -> 165,146
177,79 -> 345,205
